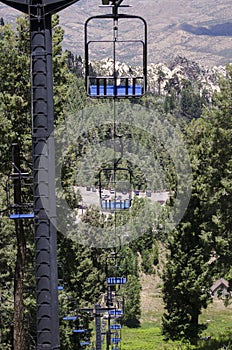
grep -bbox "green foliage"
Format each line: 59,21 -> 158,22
141,241 -> 159,274
180,81 -> 203,119
132,232 -> 159,274
0,216 -> 15,348
164,90 -> 177,113
0,17 -> 30,171
122,274 -> 141,328
186,65 -> 232,280
162,227 -> 211,344
52,14 -> 77,123
162,65 -> 232,344
65,51 -> 83,78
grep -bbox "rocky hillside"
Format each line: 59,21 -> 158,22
89,55 -> 228,96
147,56 -> 227,95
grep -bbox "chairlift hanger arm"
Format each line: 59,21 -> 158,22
112,0 -> 125,13
102,0 -> 124,7
111,0 -> 125,6
116,0 -> 124,6
85,13 -> 147,26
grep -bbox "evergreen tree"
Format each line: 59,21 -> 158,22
0,16 -> 31,350
162,64 -> 232,344
162,221 -> 212,344
186,65 -> 232,283
180,81 -> 203,119
122,274 -> 141,327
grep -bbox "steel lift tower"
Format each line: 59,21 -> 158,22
0,0 -> 80,348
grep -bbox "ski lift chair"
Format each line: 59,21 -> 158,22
7,172 -> 34,219
98,167 -> 133,210
85,4 -> 147,98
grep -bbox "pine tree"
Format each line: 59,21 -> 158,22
187,65 -> 232,282
162,64 -> 232,344
162,221 -> 212,344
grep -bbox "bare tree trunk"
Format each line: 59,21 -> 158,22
190,312 -> 199,346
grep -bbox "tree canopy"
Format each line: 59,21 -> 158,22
162,64 -> 232,344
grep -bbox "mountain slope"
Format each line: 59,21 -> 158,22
0,0 -> 232,66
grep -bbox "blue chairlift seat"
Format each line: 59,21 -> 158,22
8,168 -> 34,220
62,316 -> 77,321
9,203 -> 34,220
9,213 -> 34,219
109,309 -> 123,316
88,76 -> 144,98
112,338 -> 121,344
107,277 -> 126,285
110,324 -> 121,330
73,329 -> 86,333
101,199 -> 131,210
80,341 -> 91,346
